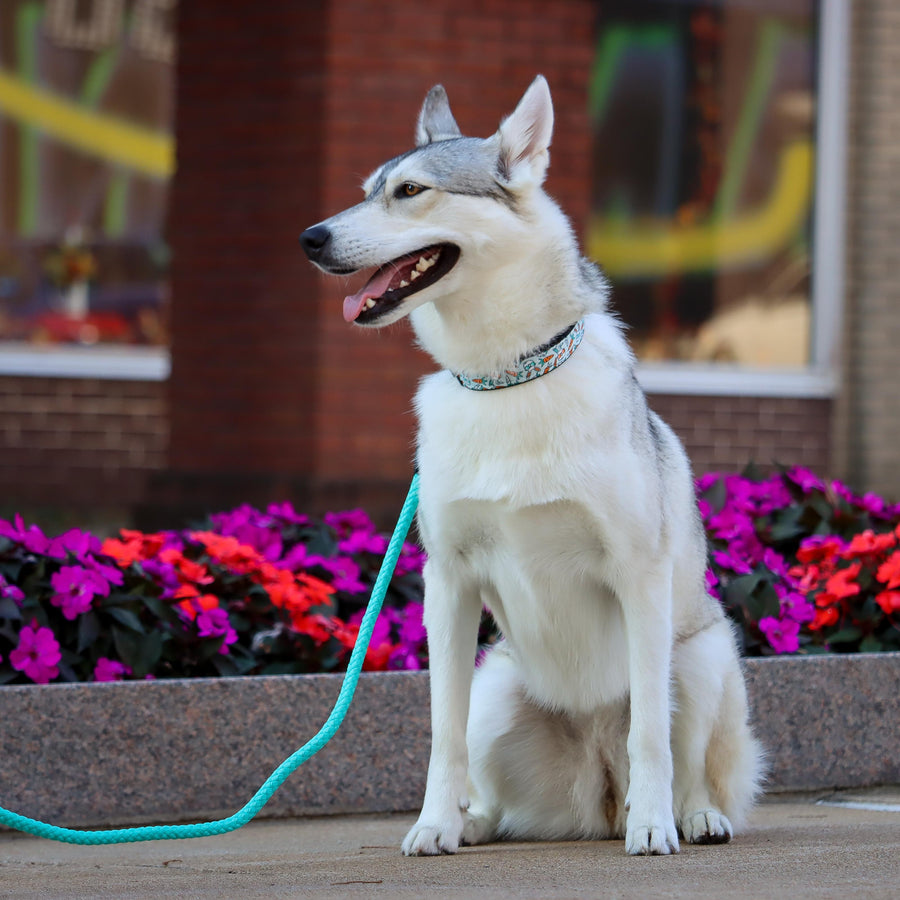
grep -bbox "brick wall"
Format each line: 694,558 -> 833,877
836,0 -> 900,501
0,376 -> 167,514
651,395 -> 832,478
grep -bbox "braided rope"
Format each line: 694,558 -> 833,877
0,472 -> 420,845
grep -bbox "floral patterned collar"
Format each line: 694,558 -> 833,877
454,319 -> 586,390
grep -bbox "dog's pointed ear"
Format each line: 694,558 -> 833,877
416,85 -> 462,147
496,75 -> 554,186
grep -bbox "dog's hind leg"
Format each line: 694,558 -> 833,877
671,619 -> 764,843
464,643 -> 629,843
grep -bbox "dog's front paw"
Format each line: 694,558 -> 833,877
625,818 -> 680,856
402,815 -> 464,856
681,809 -> 733,845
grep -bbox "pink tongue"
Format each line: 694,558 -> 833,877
343,266 -> 403,323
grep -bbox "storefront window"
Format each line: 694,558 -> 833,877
589,0 -> 818,371
0,0 -> 174,352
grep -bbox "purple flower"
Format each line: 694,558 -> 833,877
0,514 -> 50,555
394,542 -> 427,576
712,548 -> 753,575
325,510 -> 388,555
762,549 -> 790,579
0,574 -> 24,606
315,556 -> 367,594
388,645 -> 422,670
196,607 -> 238,653
52,528 -> 104,560
94,657 -> 131,682
139,557 -> 182,600
10,623 -> 61,683
266,501 -> 309,526
695,472 -> 721,493
786,466 -> 826,495
50,565 -> 111,620
778,590 -> 815,624
705,568 -> 720,598
398,601 -> 427,647
758,616 -> 800,654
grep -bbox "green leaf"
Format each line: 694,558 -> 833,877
0,595 -> 22,620
826,626 -> 862,646
859,635 -> 883,653
113,626 -> 162,677
106,606 -> 146,634
723,571 -> 765,609
77,611 -> 101,652
140,595 -> 182,625
745,581 -> 781,622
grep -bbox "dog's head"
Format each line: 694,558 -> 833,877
299,76 -> 555,327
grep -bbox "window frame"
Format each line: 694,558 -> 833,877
629,0 -> 849,398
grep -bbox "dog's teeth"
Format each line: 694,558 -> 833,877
415,258 -> 429,273
399,279 -> 409,288
364,298 -> 376,310
410,270 -> 421,280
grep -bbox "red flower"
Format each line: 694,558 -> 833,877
841,529 -> 896,560
876,551 -> 900,590
875,590 -> 900,615
808,606 -> 839,631
819,563 -> 862,605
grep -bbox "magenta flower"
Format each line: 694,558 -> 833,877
758,616 -> 800,654
10,623 -> 61,683
314,556 -> 367,594
712,548 -> 753,575
196,607 -> 238,653
94,657 -> 131,682
50,565 -> 111,620
0,514 -> 50,555
325,510 -> 388,555
394,542 -> 427,576
0,574 -> 24,606
398,601 -> 427,647
266,501 -> 309,526
786,466 -> 826,495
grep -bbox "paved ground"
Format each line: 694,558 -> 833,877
1,788 -> 899,899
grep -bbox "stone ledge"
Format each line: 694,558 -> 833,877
0,654 -> 897,829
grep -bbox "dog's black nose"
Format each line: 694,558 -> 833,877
299,224 -> 331,261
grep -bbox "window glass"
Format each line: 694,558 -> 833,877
0,0 -> 174,348
589,0 -> 817,368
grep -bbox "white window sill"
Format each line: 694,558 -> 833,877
0,344 -> 170,381
636,362 -> 836,398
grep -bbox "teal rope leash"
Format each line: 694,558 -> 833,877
0,473 -> 420,845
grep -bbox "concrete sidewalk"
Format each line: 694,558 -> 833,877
1,789 -> 899,899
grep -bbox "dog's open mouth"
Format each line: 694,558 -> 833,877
343,243 -> 460,324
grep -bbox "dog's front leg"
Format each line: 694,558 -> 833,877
621,566 -> 680,856
402,561 -> 481,856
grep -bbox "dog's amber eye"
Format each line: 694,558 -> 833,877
397,182 -> 425,198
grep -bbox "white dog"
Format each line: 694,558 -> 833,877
300,76 -> 764,856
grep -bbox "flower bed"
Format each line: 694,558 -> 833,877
0,466 -> 899,686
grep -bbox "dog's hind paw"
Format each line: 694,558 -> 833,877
402,820 -> 462,856
461,810 -> 496,846
681,809 -> 733,845
625,823 -> 680,856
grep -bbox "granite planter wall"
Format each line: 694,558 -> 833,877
0,654 -> 898,830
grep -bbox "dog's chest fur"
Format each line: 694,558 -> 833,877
413,323 -> 659,713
